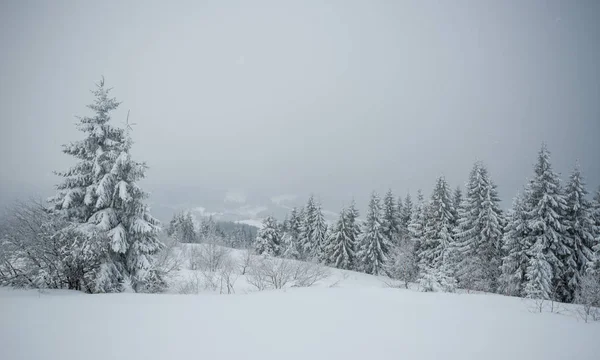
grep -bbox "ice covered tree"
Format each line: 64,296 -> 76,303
325,207 -> 356,270
562,164 -> 596,301
255,216 -> 281,256
408,190 -> 426,273
523,144 -> 569,301
382,189 -> 401,246
50,79 -> 163,293
167,212 -> 196,243
357,192 -> 391,275
451,186 -> 463,229
420,177 -> 455,270
419,177 -> 456,290
399,193 -> 413,240
453,162 -> 504,292
300,195 -> 327,261
591,188 -> 600,273
282,207 -> 303,259
499,192 -> 531,296
524,239 -> 553,300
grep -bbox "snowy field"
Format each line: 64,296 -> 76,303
1,244 -> 599,360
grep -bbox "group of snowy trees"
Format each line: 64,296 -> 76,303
254,144 -> 600,304
167,212 -> 255,248
0,79 -> 165,293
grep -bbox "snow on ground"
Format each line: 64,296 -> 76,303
1,244 -> 599,360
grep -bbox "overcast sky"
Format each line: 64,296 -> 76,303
1,0 -> 599,212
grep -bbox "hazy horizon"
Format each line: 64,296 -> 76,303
1,0 -> 599,218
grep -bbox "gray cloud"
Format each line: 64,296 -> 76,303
1,0 -> 599,214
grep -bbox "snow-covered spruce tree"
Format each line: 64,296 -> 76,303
562,164 -> 596,302
282,207 -> 303,259
382,189 -> 401,247
399,193 -> 413,240
524,239 -> 553,300
167,211 -> 196,243
255,216 -> 281,256
453,162 -> 504,292
408,190 -> 426,274
358,192 -> 391,275
346,199 -> 362,270
300,196 -> 317,259
50,79 -> 163,293
300,195 -> 327,262
499,192 -> 531,296
523,144 -> 570,301
325,207 -> 356,270
591,188 -> 600,273
419,177 -> 456,291
451,186 -> 463,230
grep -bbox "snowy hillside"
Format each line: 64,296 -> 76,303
1,244 -> 599,360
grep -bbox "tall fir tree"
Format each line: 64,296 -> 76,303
451,186 -> 463,229
590,188 -> 600,273
382,189 -> 401,246
324,207 -> 356,270
420,177 -> 455,270
453,162 -> 504,292
499,192 -> 531,296
562,164 -> 596,301
523,144 -> 570,300
358,192 -> 391,275
282,207 -> 303,259
300,195 -> 327,261
255,216 -> 281,256
408,190 -> 426,273
50,79 -> 162,293
300,196 -> 317,259
400,193 -> 413,240
418,177 -> 456,290
346,199 -> 362,270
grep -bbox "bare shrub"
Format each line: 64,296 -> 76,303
217,256 -> 239,294
188,241 -> 231,272
177,272 -> 202,294
246,257 -> 330,291
292,261 -> 330,287
154,232 -> 184,278
238,249 -> 255,275
574,273 -> 600,323
385,241 -> 418,289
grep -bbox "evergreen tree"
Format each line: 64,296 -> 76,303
382,189 -> 401,246
499,192 -> 531,296
300,196 -> 328,261
282,207 -> 303,259
419,177 -> 456,290
50,79 -> 162,293
420,177 -> 455,270
357,192 -> 391,275
346,199 -> 362,269
591,188 -> 600,273
562,165 -> 596,301
255,216 -> 281,256
453,162 -> 504,292
524,239 -> 553,300
167,212 -> 196,243
451,186 -> 463,229
408,190 -> 426,273
399,193 -> 413,239
325,207 -> 356,270
523,144 -> 570,301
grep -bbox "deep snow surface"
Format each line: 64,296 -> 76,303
1,245 -> 599,360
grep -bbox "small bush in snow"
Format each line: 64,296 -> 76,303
246,256 -> 329,291
574,273 -> 600,322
